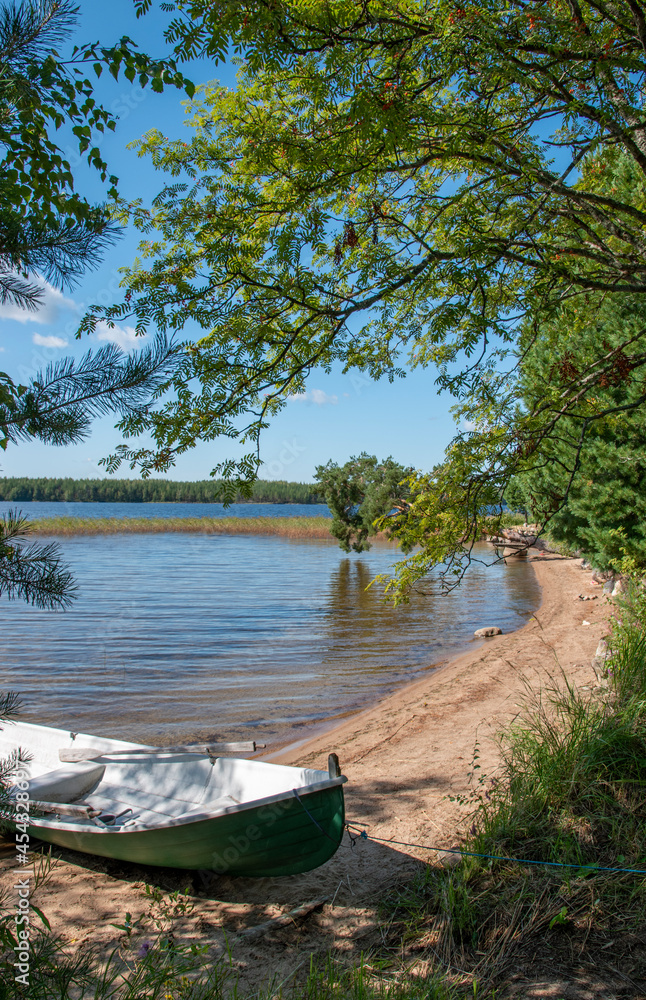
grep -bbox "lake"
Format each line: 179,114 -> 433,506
0,506 -> 541,750
0,501 -> 330,520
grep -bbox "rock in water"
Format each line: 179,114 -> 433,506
474,627 -> 502,638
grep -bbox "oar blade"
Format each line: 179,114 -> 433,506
59,748 -> 97,762
59,740 -> 262,763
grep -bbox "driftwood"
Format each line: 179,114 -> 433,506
237,898 -> 328,940
485,528 -> 544,557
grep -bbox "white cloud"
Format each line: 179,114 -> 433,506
0,277 -> 78,325
288,389 -> 338,406
0,346 -> 5,352
32,333 -> 68,348
95,321 -> 146,351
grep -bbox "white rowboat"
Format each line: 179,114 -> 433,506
1,721 -> 347,875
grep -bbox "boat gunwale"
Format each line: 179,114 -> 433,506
21,774 -> 348,836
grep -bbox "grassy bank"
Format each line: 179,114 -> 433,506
379,586 -> 646,994
28,515 -> 335,539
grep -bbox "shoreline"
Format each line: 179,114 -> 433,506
0,551 -> 613,994
259,651 -> 461,763
273,552 -> 606,771
261,553 -> 543,764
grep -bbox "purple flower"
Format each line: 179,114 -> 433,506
137,941 -> 152,958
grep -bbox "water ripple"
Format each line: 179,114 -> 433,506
0,531 -> 541,747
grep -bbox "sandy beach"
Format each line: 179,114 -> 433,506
0,551 -> 613,990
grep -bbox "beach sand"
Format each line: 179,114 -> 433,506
0,552 -> 613,989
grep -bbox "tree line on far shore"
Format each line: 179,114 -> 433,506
0,478 -> 321,505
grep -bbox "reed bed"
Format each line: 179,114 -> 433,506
28,515 -> 337,539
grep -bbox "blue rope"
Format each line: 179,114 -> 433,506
345,824 -> 646,875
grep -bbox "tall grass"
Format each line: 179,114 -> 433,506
28,516 -> 337,539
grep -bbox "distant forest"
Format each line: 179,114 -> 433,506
0,478 -> 322,504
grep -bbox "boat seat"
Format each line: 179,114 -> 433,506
17,764 -> 106,804
80,791 -> 241,829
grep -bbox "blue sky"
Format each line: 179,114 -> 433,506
0,0 -> 458,484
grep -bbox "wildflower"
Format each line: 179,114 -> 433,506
137,940 -> 152,958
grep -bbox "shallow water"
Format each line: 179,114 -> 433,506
0,530 -> 540,749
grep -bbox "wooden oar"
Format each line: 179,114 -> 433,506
59,741 -> 264,763
31,800 -> 102,819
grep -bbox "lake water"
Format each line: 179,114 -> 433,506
0,501 -> 330,520
0,506 -> 541,750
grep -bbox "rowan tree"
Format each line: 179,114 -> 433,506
81,0 -> 646,592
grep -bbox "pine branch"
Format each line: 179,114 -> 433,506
1,334 -> 181,446
0,219 -> 122,296
0,267 -> 42,309
0,510 -> 76,609
0,0 -> 78,68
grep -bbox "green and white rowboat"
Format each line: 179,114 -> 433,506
1,721 -> 347,876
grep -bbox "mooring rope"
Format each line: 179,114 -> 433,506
291,791 -> 646,875
345,823 -> 646,875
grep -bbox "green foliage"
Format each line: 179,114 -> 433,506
503,292 -> 646,573
0,338 -> 183,607
0,476 -> 321,504
0,1 -> 195,608
1,339 -> 180,450
469,610 -> 646,875
381,593 -> 646,991
503,480 -> 530,519
314,453 -> 413,552
70,0 -> 646,595
0,690 -> 29,832
0,911 -> 224,1000
0,510 -> 74,608
0,0 -> 193,313
290,955 -> 459,1000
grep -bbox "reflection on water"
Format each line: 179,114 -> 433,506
0,534 -> 541,746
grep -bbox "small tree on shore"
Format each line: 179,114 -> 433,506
314,453 -> 414,553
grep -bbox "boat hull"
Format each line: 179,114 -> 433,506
27,784 -> 346,876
